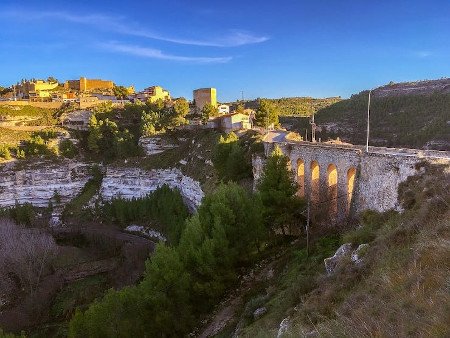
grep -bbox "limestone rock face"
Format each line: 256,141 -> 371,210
125,225 -> 167,242
99,167 -> 204,211
324,243 -> 352,274
324,243 -> 370,274
351,243 -> 369,265
0,162 -> 91,209
253,307 -> 267,320
139,137 -> 178,155
277,317 -> 290,338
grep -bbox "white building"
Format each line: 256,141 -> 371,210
218,104 -> 230,114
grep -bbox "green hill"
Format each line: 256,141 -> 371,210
233,97 -> 341,117
281,79 -> 450,150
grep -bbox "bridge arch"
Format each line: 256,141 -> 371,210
310,160 -> 320,205
327,164 -> 338,218
347,167 -> 357,214
297,159 -> 305,197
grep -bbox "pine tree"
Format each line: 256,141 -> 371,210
258,146 -> 305,233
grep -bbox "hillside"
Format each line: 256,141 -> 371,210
232,97 -> 341,117
281,79 -> 450,150
200,162 -> 450,337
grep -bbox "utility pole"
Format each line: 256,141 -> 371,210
306,198 -> 310,257
310,111 -> 316,143
241,91 -> 244,102
366,89 -> 372,152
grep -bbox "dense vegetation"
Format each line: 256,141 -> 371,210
212,132 -> 252,182
68,183 -> 267,337
236,97 -> 340,117
100,185 -> 190,245
83,99 -> 190,162
0,203 -> 37,227
67,148 -> 305,337
284,90 -> 450,150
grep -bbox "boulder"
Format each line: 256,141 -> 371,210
324,243 -> 352,274
351,243 -> 369,265
253,307 -> 267,320
277,317 -> 290,337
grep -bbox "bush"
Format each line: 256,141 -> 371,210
0,145 -> 11,160
0,203 -> 36,227
59,139 -> 78,158
341,210 -> 388,244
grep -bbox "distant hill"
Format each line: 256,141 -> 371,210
229,97 -> 341,117
281,79 -> 450,150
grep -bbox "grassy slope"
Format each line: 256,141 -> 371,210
282,91 -> 450,150
0,127 -> 32,145
224,162 -> 449,337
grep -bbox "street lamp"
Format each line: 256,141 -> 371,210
366,89 -> 372,152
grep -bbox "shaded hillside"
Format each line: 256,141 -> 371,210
281,79 -> 450,150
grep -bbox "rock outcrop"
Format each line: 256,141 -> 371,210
324,243 -> 353,274
99,167 -> 204,211
0,161 -> 92,209
324,243 -> 370,274
139,137 -> 178,155
277,317 -> 290,337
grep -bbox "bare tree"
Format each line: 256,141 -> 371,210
0,218 -> 58,296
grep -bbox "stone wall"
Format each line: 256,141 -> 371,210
99,167 -> 204,211
0,161 -> 92,208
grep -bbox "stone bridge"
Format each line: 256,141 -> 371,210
253,131 -> 450,223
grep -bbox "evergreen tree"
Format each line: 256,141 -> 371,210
255,99 -> 279,128
258,146 -> 305,233
201,103 -> 219,123
212,132 -> 251,182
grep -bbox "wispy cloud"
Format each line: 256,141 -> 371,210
100,42 -> 232,63
2,10 -> 269,47
414,50 -> 432,58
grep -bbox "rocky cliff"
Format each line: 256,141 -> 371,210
0,161 -> 92,209
99,167 -> 204,211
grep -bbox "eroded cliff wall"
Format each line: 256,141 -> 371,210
0,161 -> 92,208
99,167 -> 204,211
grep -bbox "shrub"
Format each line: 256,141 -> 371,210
0,145 -> 11,160
341,210 -> 388,244
59,139 -> 78,158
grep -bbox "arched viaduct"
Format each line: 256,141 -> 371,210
253,132 -> 450,223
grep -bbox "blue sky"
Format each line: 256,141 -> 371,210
0,0 -> 449,101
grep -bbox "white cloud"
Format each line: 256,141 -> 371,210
100,42 -> 232,63
2,10 -> 269,47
